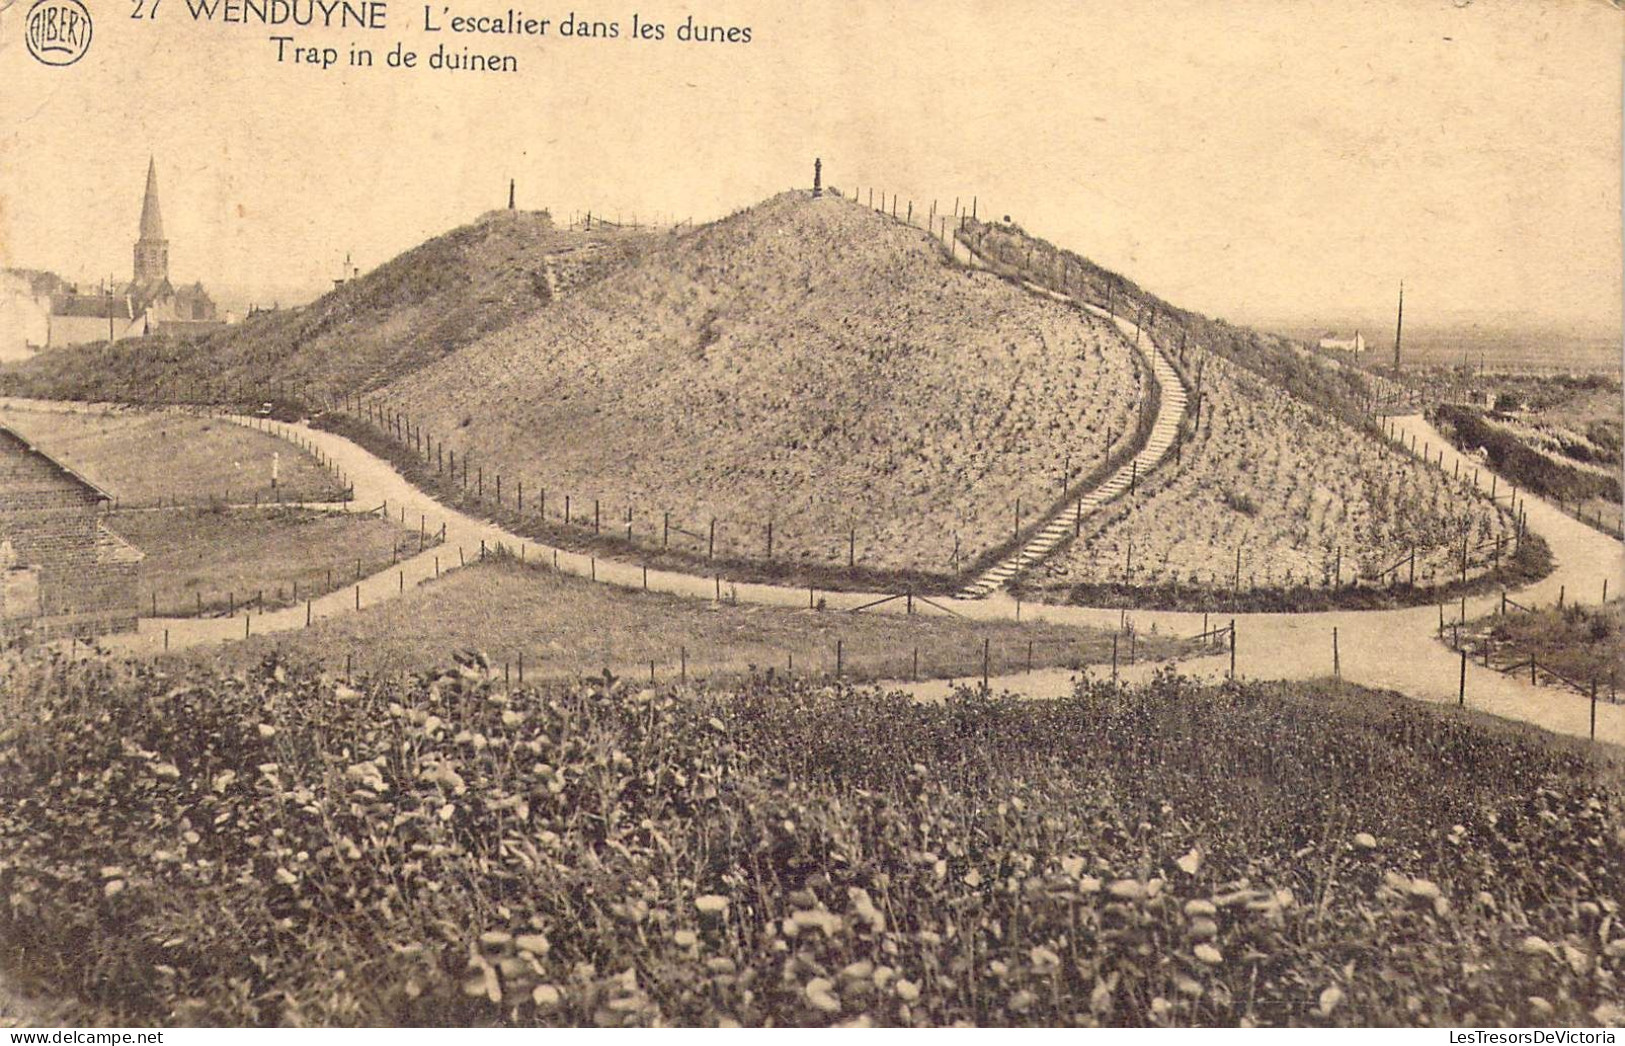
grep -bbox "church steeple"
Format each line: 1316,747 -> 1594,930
133,157 -> 169,286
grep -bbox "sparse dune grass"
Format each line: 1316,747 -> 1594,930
0,213 -> 653,405
1031,353 -> 1514,598
382,193 -> 1145,576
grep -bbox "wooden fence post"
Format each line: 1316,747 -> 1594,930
1459,648 -> 1467,707
982,637 -> 990,690
1333,627 -> 1340,679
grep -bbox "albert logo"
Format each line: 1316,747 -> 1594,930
25,0 -> 93,66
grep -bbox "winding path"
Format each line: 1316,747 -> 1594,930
95,403 -> 1624,744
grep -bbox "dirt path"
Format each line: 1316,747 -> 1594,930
96,406 -> 1623,744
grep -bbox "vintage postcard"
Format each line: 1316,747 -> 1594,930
1,0 -> 1622,1033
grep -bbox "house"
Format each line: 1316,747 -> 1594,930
0,426 -> 143,644
1318,331 -> 1367,354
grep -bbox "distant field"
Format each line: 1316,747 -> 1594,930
382,192 -> 1146,578
0,404 -> 343,506
203,557 -> 1188,681
1430,404 -> 1621,509
1029,353 -> 1512,598
1270,317 -> 1622,375
109,507 -> 427,617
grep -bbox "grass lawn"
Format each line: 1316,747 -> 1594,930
203,557 -> 1192,682
0,405 -> 344,506
109,507 -> 430,617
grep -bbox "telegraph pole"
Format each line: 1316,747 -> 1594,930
1392,280 -> 1405,376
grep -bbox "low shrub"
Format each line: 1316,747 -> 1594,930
2,658 -> 1621,1027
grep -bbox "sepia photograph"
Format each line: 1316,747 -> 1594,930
0,0 -> 1622,1033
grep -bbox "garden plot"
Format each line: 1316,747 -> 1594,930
108,507 -> 430,618
384,192 -> 1145,575
0,403 -> 344,507
1033,353 -> 1513,594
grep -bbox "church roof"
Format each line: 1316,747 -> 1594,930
138,157 -> 165,242
50,293 -> 135,319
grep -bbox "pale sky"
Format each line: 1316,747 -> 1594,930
1,0 -> 1620,332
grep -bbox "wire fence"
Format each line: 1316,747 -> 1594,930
288,611 -> 1237,699
1435,582 -> 1621,743
141,515 -> 446,620
318,394 -> 1118,591
236,184 -> 1561,612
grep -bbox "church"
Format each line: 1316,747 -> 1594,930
5,159 -> 223,353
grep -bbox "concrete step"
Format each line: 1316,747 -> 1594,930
958,284 -> 1194,600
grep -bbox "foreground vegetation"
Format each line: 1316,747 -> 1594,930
198,557 -> 1176,682
0,404 -> 343,507
108,507 -> 431,618
1,659 -> 1620,1027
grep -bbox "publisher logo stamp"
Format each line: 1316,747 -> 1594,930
25,0 -> 92,66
